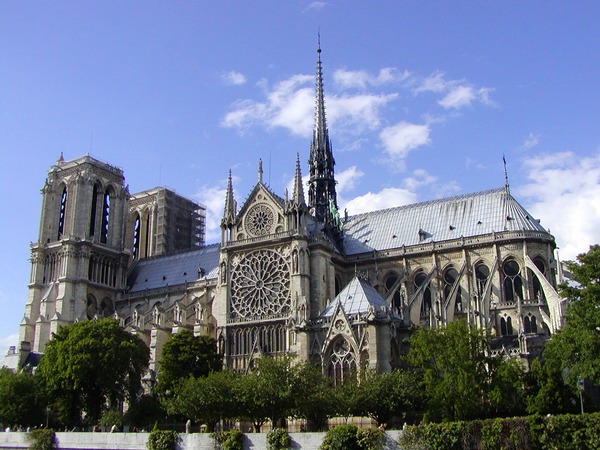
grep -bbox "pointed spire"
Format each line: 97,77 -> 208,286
503,154 -> 510,194
258,158 -> 263,183
308,36 -> 337,223
292,153 -> 306,207
222,170 -> 236,227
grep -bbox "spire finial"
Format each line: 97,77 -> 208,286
503,154 -> 510,193
258,159 -> 263,183
308,35 -> 338,223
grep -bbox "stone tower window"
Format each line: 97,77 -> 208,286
100,189 -> 111,244
57,186 -> 67,240
132,214 -> 141,260
89,183 -> 99,237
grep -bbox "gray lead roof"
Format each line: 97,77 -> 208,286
342,187 -> 548,255
127,243 -> 220,293
320,276 -> 390,318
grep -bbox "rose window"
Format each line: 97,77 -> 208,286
230,249 -> 291,318
244,203 -> 275,236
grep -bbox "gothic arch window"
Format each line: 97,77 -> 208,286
384,272 -> 402,312
475,262 -> 490,296
503,259 -> 523,303
99,297 -> 113,317
443,266 -> 463,312
327,337 -> 357,387
334,275 -> 341,297
524,314 -> 538,334
500,315 -> 513,336
531,257 -> 546,302
414,270 -> 432,316
89,183 -> 100,237
57,186 -> 68,240
132,213 -> 141,260
100,187 -> 112,244
86,293 -> 97,319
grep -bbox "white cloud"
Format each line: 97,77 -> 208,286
306,1 -> 327,10
379,121 -> 431,164
522,132 -> 540,150
414,71 -> 448,93
221,70 -> 247,86
413,71 -> 494,109
222,73 -> 397,137
336,166 -> 364,193
333,68 -> 410,89
342,187 -> 417,215
516,151 -> 600,260
402,168 -> 437,191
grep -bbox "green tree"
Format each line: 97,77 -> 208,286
356,369 -> 425,426
408,320 -> 525,422
0,368 -> 43,427
155,330 -> 222,396
36,318 -> 149,426
168,370 -> 242,431
292,363 -> 336,431
546,245 -> 600,388
525,245 -> 600,413
239,356 -> 296,431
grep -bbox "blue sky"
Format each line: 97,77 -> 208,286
2,1 -> 600,356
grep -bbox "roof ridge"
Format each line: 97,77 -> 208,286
347,186 -> 506,220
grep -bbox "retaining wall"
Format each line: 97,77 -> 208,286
0,430 -> 402,450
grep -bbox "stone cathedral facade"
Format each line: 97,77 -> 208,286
8,46 -> 564,382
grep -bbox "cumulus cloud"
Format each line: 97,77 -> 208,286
342,187 -> 418,215
221,70 -> 247,86
379,121 -> 431,165
336,166 -> 365,193
333,68 -> 410,89
222,73 -> 397,137
413,71 -> 494,109
516,151 -> 600,260
402,168 -> 437,191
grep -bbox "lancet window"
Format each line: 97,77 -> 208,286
132,213 -> 141,260
530,257 -> 546,302
89,183 -> 99,237
503,259 -> 523,303
523,314 -> 538,334
327,337 -> 357,387
475,263 -> 490,296
415,270 -> 432,316
100,189 -> 111,244
500,315 -> 514,336
384,273 -> 402,312
443,266 -> 463,312
228,324 -> 287,357
57,186 -> 67,240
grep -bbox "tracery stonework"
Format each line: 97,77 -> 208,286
244,203 -> 275,237
230,249 -> 291,318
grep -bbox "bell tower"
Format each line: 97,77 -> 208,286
20,155 -> 130,355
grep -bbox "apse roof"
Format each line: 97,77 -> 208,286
342,187 -> 548,255
127,243 -> 220,293
320,276 -> 390,318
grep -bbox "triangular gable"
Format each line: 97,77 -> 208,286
235,181 -> 285,222
320,276 -> 389,319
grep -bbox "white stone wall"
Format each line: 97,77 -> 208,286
0,430 -> 403,450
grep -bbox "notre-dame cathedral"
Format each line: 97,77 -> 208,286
8,46 -> 563,382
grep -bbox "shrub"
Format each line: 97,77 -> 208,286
320,424 -> 360,450
211,429 -> 244,450
99,409 -> 124,428
356,427 -> 385,450
267,428 -> 291,450
27,429 -> 55,450
146,429 -> 181,450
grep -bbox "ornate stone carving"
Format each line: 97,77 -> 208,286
244,203 -> 275,237
230,249 -> 290,318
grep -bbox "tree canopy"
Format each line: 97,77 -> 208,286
408,320 -> 525,422
36,318 -> 149,426
0,368 -> 43,427
155,329 -> 222,395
